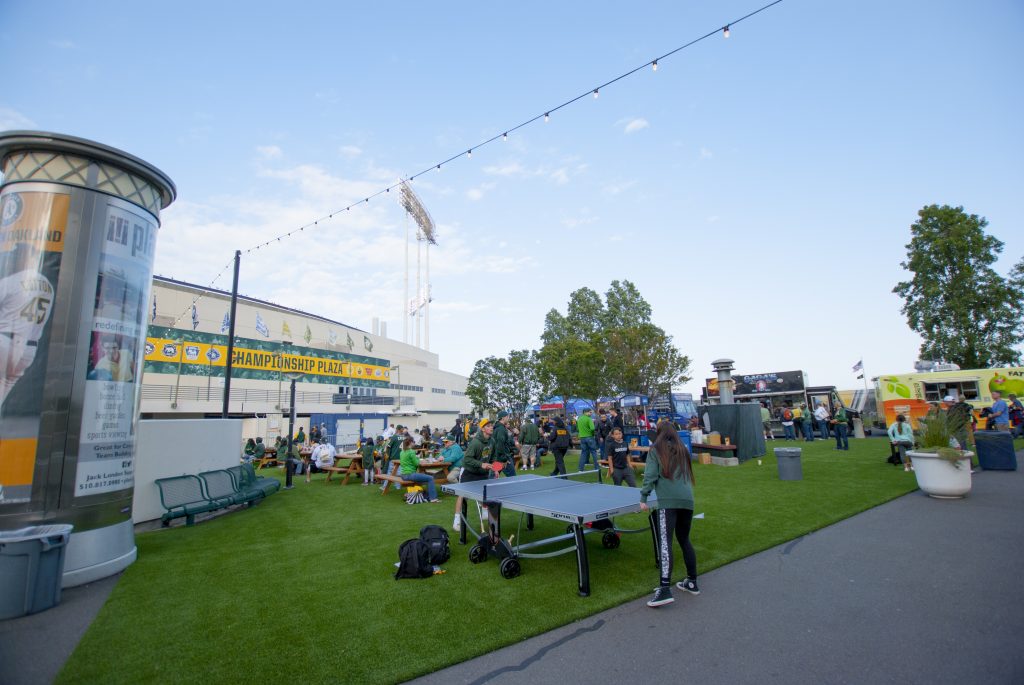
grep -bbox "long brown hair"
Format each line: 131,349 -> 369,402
654,421 -> 694,483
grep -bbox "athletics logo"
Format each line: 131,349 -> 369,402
144,342 -> 155,356
162,343 -> 178,357
184,345 -> 200,361
1,193 -> 23,226
206,348 -> 221,362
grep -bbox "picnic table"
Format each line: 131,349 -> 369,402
377,459 -> 450,495
323,453 -> 366,485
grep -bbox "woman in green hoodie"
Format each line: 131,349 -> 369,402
639,421 -> 699,608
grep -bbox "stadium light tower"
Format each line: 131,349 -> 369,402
399,181 -> 436,350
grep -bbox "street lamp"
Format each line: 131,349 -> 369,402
283,371 -> 303,490
390,365 -> 401,411
171,337 -> 185,409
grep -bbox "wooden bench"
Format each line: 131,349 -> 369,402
375,460 -> 449,495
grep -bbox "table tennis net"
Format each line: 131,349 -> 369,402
482,475 -> 587,500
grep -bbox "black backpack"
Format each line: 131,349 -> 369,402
395,539 -> 433,579
419,524 -> 451,565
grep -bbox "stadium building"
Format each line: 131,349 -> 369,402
142,276 -> 471,447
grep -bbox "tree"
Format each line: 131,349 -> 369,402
465,350 -> 540,417
893,204 -> 1023,367
535,280 -> 691,408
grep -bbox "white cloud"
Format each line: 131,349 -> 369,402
154,160 -> 535,332
561,213 -> 598,229
256,145 -> 283,159
604,180 -> 638,195
707,215 -> 720,223
339,145 -> 362,158
700,147 -> 713,159
550,168 -> 569,185
465,182 -> 496,201
0,107 -> 36,131
482,162 -> 526,177
48,39 -> 75,49
623,118 -> 649,134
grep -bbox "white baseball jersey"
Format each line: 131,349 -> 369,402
0,269 -> 54,404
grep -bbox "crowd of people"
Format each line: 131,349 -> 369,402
759,400 -> 849,449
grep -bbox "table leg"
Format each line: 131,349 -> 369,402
459,499 -> 468,545
572,523 -> 591,597
526,513 -> 534,531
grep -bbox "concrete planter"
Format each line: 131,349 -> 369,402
908,450 -> 972,499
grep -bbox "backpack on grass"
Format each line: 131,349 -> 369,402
395,539 -> 433,579
419,524 -> 451,565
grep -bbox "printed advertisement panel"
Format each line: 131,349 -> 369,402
142,325 -> 391,387
74,203 -> 156,498
0,190 -> 68,505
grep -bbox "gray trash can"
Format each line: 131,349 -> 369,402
0,524 -> 74,620
774,448 -> 803,481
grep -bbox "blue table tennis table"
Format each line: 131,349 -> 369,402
442,473 -> 658,596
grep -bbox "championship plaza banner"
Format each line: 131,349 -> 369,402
143,325 -> 391,387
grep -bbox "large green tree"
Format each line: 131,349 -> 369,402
535,280 -> 690,406
893,204 -> 1024,367
465,350 -> 540,416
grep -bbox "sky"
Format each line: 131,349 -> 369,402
2,0 -> 1022,397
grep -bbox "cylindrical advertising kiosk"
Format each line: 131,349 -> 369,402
0,131 -> 175,587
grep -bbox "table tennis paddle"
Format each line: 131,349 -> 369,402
489,462 -> 504,472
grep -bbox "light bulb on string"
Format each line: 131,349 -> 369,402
593,89 -> 599,99
502,132 -> 508,141
723,25 -> 730,38
544,112 -> 550,122
652,60 -> 658,72
467,149 -> 472,158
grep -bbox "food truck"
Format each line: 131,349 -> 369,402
874,366 -> 1024,429
701,370 -> 852,431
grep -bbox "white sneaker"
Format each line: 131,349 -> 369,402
452,514 -> 461,532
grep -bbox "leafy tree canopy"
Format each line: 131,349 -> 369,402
893,204 -> 1023,367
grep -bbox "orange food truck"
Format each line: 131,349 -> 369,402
873,367 -> 1024,429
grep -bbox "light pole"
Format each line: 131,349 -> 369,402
283,371 -> 303,489
390,365 -> 401,411
171,337 -> 185,409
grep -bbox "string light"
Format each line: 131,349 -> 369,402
218,0 -> 782,266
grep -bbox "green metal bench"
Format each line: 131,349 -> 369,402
230,463 -> 281,497
199,469 -> 263,507
155,475 -> 233,527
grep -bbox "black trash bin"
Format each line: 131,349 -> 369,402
974,430 -> 1017,470
0,524 -> 74,620
774,448 -> 803,481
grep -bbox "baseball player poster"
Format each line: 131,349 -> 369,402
75,203 -> 155,497
0,190 -> 67,505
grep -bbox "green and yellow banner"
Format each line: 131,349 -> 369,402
143,325 -> 390,386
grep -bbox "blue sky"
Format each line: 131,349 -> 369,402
2,0 -> 1022,396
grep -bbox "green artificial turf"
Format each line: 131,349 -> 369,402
59,437 -> 921,684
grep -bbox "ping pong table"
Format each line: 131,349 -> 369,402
442,473 -> 657,596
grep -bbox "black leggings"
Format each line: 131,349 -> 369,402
653,508 -> 697,586
550,447 -> 568,475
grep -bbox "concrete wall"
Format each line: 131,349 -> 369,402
132,419 -> 242,523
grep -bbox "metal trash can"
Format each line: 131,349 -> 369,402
974,430 -> 1017,471
774,448 -> 803,481
0,524 -> 74,620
